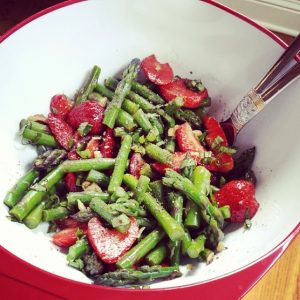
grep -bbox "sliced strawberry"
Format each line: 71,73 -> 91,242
159,78 -> 208,108
87,217 -> 139,263
52,226 -> 88,247
176,122 -> 205,153
200,153 -> 234,173
99,128 -> 115,158
67,149 -> 80,160
214,180 -> 259,222
213,153 -> 234,173
50,94 -> 73,119
86,138 -> 100,158
141,54 -> 174,85
129,153 -> 146,178
152,152 -> 200,173
202,116 -> 234,172
48,113 -> 74,150
67,100 -> 104,135
203,116 -> 228,148
55,218 -> 83,230
64,172 -> 77,192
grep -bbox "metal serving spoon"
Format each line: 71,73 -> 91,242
221,34 -> 300,145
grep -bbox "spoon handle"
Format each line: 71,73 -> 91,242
230,36 -> 300,132
255,34 -> 300,94
261,62 -> 300,101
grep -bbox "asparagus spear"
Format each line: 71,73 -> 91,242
4,169 -> 39,208
33,149 -> 67,171
131,81 -> 165,104
136,175 -> 150,196
199,97 -> 211,107
10,158 -> 114,221
156,108 -> 176,128
95,83 -> 114,98
167,192 -> 183,266
204,218 -> 224,250
164,97 -> 184,116
108,135 -> 132,193
136,217 -> 156,230
122,98 -> 139,115
149,180 -> 164,205
88,92 -> 107,107
123,174 -> 184,241
219,205 -> 231,219
10,165 -> 64,221
90,197 -> 130,233
95,265 -> 181,287
149,115 -> 164,136
20,119 -> 50,134
75,65 -> 101,105
103,59 -> 140,128
184,200 -> 200,229
23,201 -> 45,229
62,158 -> 115,173
163,169 -> 210,209
22,128 -> 58,147
145,143 -> 172,164
82,252 -> 104,276
133,109 -> 153,133
191,166 -> 211,195
140,163 -> 155,179
116,109 -> 137,131
116,229 -> 165,269
42,206 -> 69,222
104,77 -> 155,112
186,234 -> 206,259
116,96 -> 153,133
164,169 -> 224,228
174,109 -> 202,128
181,229 -> 192,255
67,191 -> 109,206
86,170 -> 110,188
165,137 -> 176,153
145,244 -> 167,266
67,239 -> 89,269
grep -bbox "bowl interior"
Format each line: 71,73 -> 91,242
0,0 -> 299,288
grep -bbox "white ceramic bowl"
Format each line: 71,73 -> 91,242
0,0 -> 299,298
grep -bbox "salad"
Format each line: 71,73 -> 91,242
4,55 -> 259,287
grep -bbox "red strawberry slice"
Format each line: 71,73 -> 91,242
64,172 -> 77,192
50,94 -> 73,119
87,217 -> 139,263
55,218 -> 83,230
176,122 -> 205,153
200,153 -> 234,173
67,100 -> 104,135
129,153 -> 146,178
99,128 -> 115,158
152,152 -> 200,174
67,149 -> 80,160
214,180 -> 259,222
141,54 -> 174,85
203,116 -> 228,148
159,78 -> 208,108
48,113 -> 74,150
52,226 -> 88,247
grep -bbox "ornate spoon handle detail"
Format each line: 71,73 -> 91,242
231,89 -> 265,132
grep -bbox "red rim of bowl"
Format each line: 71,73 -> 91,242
0,0 -> 299,298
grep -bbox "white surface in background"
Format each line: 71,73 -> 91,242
217,0 -> 300,36
0,0 -> 299,288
